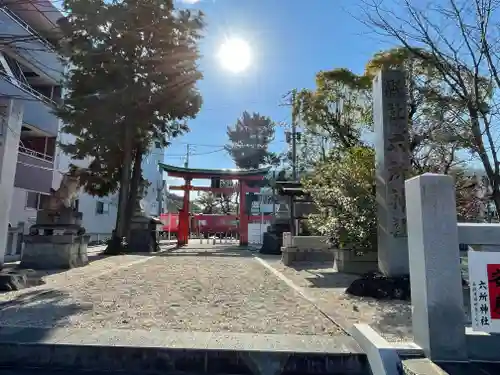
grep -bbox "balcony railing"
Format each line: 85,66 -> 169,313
0,71 -> 57,107
0,6 -> 57,52
18,145 -> 54,162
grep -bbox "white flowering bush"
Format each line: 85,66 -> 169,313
302,146 -> 377,252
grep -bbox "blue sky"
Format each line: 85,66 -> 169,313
165,0 -> 391,190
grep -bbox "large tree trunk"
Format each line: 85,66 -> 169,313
106,125 -> 133,255
124,144 -> 144,241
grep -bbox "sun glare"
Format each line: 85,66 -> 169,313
218,37 -> 252,74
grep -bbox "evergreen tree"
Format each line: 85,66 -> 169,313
196,192 -> 221,214
225,111 -> 279,169
56,0 -> 204,253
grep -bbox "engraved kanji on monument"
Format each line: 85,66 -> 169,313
373,69 -> 411,276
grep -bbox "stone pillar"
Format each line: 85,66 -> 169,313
0,99 -> 23,267
373,69 -> 411,276
239,181 -> 248,246
405,174 -> 467,361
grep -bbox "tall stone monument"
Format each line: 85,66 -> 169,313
373,69 -> 411,276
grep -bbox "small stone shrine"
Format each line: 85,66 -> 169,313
21,167 -> 90,270
128,185 -> 161,253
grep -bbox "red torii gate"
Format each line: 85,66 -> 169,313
158,164 -> 269,246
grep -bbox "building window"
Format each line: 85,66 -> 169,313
26,192 -> 50,210
26,192 -> 38,209
96,201 -> 109,215
155,141 -> 161,149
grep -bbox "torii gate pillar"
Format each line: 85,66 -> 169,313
239,181 -> 249,246
178,178 -> 191,246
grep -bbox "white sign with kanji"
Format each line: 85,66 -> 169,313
468,251 -> 500,333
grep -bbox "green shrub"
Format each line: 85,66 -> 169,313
302,146 -> 377,251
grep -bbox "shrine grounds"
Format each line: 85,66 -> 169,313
0,241 -> 413,341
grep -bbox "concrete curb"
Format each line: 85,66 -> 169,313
0,327 -> 370,374
351,324 -> 423,375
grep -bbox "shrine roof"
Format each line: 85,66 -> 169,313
274,180 -> 302,188
158,163 -> 271,179
274,180 -> 307,196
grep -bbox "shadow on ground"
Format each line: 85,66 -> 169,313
278,261 -> 358,289
160,246 -> 253,258
0,289 -> 91,332
304,270 -> 357,289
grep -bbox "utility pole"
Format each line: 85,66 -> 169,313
290,121 -> 297,236
291,118 -> 297,181
272,170 -> 276,216
286,90 -> 301,236
287,89 -> 299,181
157,180 -> 165,217
184,144 -> 190,168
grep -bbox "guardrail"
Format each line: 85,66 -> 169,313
18,145 -> 53,162
0,71 -> 58,107
0,6 -> 57,52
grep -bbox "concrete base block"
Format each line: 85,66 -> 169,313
281,247 -> 297,266
465,328 -> 500,362
21,234 -> 90,270
128,216 -> 158,253
281,246 -> 335,266
36,208 -> 83,226
129,229 -> 157,253
334,249 -> 378,274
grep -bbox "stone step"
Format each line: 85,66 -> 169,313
0,327 -> 371,375
402,358 -> 500,375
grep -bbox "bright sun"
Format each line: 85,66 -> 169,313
218,38 -> 251,73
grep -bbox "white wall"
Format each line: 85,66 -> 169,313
77,193 -> 118,235
10,187 -> 38,229
55,132 -> 115,235
248,222 -> 271,244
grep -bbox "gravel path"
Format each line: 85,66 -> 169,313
0,245 -> 344,336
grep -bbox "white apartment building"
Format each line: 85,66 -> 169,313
0,0 -> 65,264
